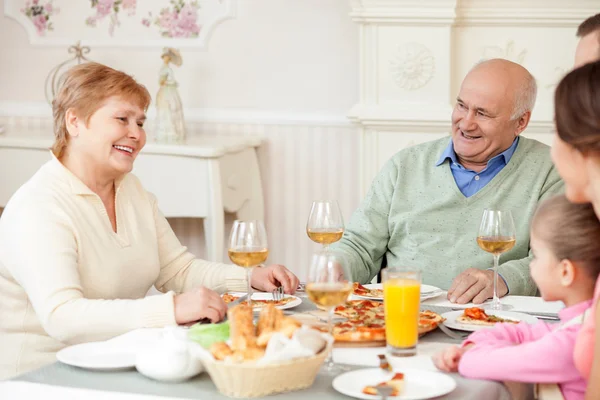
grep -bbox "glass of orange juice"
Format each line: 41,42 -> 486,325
383,267 -> 421,357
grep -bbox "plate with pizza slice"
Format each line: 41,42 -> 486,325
221,292 -> 302,311
352,283 -> 444,302
441,307 -> 539,332
332,368 -> 456,399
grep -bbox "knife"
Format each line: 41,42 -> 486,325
227,293 -> 249,308
190,294 -> 250,326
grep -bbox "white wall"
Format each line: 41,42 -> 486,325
0,0 -> 361,280
0,0 -> 596,281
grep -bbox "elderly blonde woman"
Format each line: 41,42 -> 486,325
0,62 -> 299,379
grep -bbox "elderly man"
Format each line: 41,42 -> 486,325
332,58 -> 563,304
575,13 -> 600,67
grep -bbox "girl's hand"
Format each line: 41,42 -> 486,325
433,344 -> 472,372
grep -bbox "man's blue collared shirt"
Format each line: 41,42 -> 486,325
435,137 -> 520,197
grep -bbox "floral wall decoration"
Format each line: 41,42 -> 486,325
20,0 -> 59,36
142,0 -> 200,38
4,0 -> 235,48
86,0 -> 137,36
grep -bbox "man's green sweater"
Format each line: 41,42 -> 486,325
332,137 -> 564,295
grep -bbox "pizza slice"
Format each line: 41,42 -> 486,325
418,310 -> 445,335
362,372 -> 405,396
457,307 -> 519,326
221,293 -> 294,308
353,282 -> 383,299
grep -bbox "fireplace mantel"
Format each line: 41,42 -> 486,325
348,0 -> 594,194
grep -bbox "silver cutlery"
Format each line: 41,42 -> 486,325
272,286 -> 284,301
227,293 -> 249,309
375,384 -> 394,400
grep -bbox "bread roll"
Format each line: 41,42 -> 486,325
228,304 -> 256,351
278,317 -> 301,338
257,304 -> 283,335
209,342 -> 233,361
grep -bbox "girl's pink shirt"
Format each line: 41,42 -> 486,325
574,277 -> 600,380
458,300 -> 592,400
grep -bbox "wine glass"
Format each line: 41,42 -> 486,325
306,200 -> 344,251
476,209 -> 516,311
306,251 -> 353,375
228,220 -> 268,306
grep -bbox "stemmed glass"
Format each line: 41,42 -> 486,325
306,201 -> 344,251
476,209 -> 516,311
228,220 -> 268,306
306,251 -> 353,375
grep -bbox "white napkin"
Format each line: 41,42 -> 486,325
258,327 -> 330,365
135,327 -> 203,382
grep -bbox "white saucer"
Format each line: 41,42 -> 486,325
57,342 -> 136,371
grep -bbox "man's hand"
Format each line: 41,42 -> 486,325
447,268 -> 508,304
251,264 -> 300,295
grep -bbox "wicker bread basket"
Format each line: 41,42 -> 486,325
195,342 -> 331,398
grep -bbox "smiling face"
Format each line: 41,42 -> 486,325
66,96 -> 146,179
451,61 -> 531,170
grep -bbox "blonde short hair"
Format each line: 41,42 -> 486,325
51,62 -> 151,159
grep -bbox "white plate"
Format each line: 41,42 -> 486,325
441,310 -> 539,332
353,284 -> 443,301
332,368 -> 456,400
56,342 -> 136,371
227,292 -> 302,311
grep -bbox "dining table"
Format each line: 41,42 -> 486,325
4,291 -> 561,400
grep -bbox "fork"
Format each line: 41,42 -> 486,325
375,384 -> 394,400
438,323 -> 470,341
272,285 -> 284,301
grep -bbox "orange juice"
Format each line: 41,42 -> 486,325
384,278 -> 421,349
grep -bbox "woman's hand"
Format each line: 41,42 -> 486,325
251,264 -> 300,295
432,344 -> 472,373
173,287 -> 228,324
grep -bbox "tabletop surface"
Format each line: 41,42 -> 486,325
12,296 -> 519,400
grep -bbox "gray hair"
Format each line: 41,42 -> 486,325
511,71 -> 537,120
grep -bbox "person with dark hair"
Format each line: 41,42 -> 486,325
434,195 -> 600,400
575,13 -> 600,67
551,59 -> 600,400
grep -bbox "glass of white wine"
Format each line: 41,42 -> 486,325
228,220 -> 269,306
306,200 -> 344,251
476,209 -> 516,311
306,251 -> 352,375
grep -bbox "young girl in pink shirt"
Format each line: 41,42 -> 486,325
434,194 -> 600,400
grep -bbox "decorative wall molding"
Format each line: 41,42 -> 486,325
348,0 -> 572,194
349,0 -> 458,25
3,0 -> 237,49
481,41 -> 527,64
390,42 -> 436,90
455,0 -> 599,27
